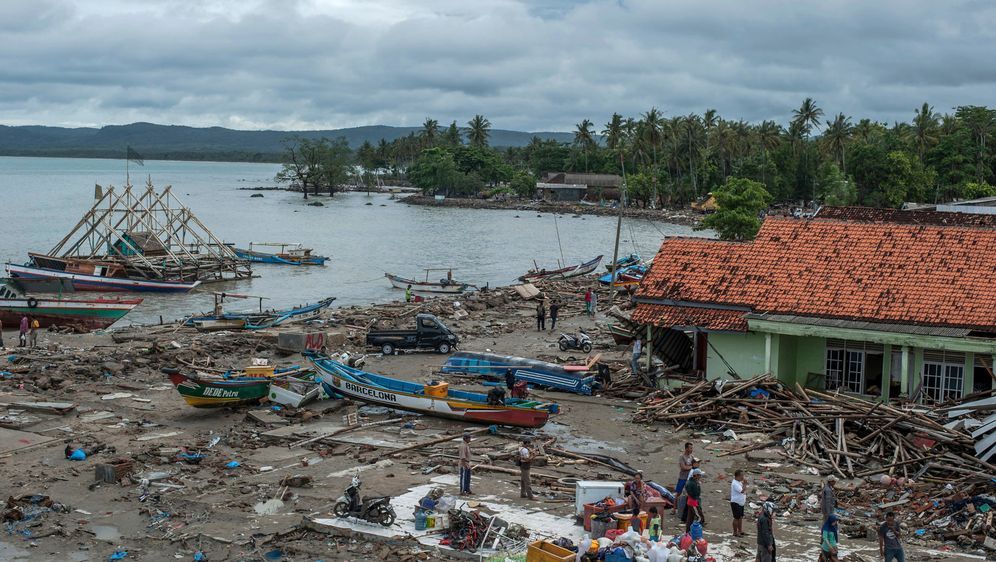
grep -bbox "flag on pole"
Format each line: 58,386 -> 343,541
126,146 -> 144,166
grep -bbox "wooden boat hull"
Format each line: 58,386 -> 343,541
7,264 -> 200,293
165,370 -> 271,408
385,273 -> 469,294
183,297 -> 336,331
605,254 -> 641,271
268,373 -> 322,407
519,255 -> 603,283
0,297 -> 142,331
234,248 -> 327,266
310,357 -> 555,428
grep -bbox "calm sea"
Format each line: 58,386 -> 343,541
0,156 -> 701,325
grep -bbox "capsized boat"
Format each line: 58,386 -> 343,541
0,281 -> 142,331
385,269 -> 472,294
597,263 -> 649,287
441,351 -> 599,395
163,363 -> 309,408
7,262 -> 200,293
518,255 -> 603,283
309,355 -> 558,428
183,296 -> 335,331
234,243 -> 327,266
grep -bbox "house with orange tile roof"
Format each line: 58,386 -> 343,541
632,207 -> 996,402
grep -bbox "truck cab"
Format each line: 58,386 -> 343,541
366,313 -> 459,355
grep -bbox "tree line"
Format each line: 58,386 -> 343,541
278,101 -> 996,209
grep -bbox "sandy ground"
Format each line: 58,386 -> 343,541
0,287 -> 986,561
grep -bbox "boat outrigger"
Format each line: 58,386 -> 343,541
234,242 -> 327,266
518,255 -> 603,283
183,294 -> 335,331
385,269 -> 472,294
309,355 -> 558,428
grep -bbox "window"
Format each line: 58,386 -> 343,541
974,355 -> 995,394
825,339 -> 883,395
922,350 -> 965,402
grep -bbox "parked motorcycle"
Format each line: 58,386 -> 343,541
332,475 -> 397,527
558,328 -> 593,353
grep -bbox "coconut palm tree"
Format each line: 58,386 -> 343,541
420,118 -> 440,148
642,107 -> 664,167
703,109 -> 718,131
792,97 -> 824,138
755,120 -> 782,185
822,113 -> 853,173
912,103 -> 939,160
573,119 -> 596,172
602,113 -> 624,153
467,114 -> 491,147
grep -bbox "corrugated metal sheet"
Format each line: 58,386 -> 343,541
746,312 -> 971,338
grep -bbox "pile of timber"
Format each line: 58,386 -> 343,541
635,375 -> 996,492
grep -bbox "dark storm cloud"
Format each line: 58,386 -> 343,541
0,0 -> 992,131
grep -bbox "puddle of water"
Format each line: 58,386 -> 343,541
541,421 -> 626,453
89,524 -> 121,543
254,498 -> 284,515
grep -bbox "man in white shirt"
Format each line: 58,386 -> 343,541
518,437 -> 536,500
730,469 -> 747,537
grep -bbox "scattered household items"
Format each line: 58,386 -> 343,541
558,328 -> 593,353
518,255 -> 603,283
234,242 -> 327,266
385,268 -> 472,294
365,313 -> 458,355
441,351 -> 599,395
332,475 -> 396,527
183,294 -> 335,331
0,281 -> 141,331
11,181 -> 250,290
309,354 -> 558,427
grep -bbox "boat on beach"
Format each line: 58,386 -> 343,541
7,262 -> 201,293
309,355 -> 558,428
163,363 -> 311,408
518,255 -> 603,283
0,282 -> 142,331
605,253 -> 641,271
183,295 -> 336,331
440,351 -> 599,395
234,243 -> 327,266
598,263 -> 649,287
385,269 -> 471,294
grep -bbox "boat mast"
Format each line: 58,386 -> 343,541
609,153 -> 627,303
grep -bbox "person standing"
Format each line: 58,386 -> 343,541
458,433 -> 473,496
821,475 -> 838,523
676,442 -> 695,496
535,300 -> 546,331
518,438 -> 536,500
0,318 -> 5,348
631,337 -> 643,374
18,315 -> 29,347
820,514 -> 840,561
730,469 -> 747,537
28,317 -> 39,349
589,290 -> 598,317
879,511 -> 904,562
583,289 -> 592,316
757,501 -> 776,562
505,368 -> 516,391
684,468 -> 705,531
405,285 -> 412,303
548,300 -> 560,331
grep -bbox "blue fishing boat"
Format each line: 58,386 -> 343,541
234,243 -> 327,266
309,355 -> 558,428
441,351 -> 599,395
598,263 -> 649,286
604,253 -> 641,271
184,296 -> 335,331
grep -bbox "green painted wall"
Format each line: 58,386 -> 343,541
706,332 -> 766,380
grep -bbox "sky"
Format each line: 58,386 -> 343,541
1,0 -> 994,132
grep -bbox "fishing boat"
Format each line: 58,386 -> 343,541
234,243 -> 327,266
605,253 -> 641,271
0,282 -> 142,331
385,269 -> 472,294
163,363 -> 308,408
518,255 -> 603,283
309,355 -> 558,428
268,372 -> 323,407
6,263 -> 200,293
183,295 -> 335,331
441,351 -> 599,395
598,263 -> 649,287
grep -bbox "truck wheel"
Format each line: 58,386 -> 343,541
381,343 -> 395,356
558,340 -> 569,351
437,342 -> 451,354
582,342 -> 593,353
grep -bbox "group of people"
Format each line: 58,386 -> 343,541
534,299 -> 561,331
457,431 -> 538,501
0,315 -> 39,349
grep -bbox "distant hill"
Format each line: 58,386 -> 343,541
0,122 -> 576,162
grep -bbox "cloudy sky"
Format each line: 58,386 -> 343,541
1,0 -> 993,132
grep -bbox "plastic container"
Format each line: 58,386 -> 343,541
426,513 -> 435,528
526,540 -> 575,562
690,520 -> 703,541
414,510 -> 427,531
590,517 -> 612,539
245,364 -> 276,377
424,382 -> 449,398
582,502 -> 629,531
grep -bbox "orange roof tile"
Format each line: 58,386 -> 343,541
632,304 -> 748,331
636,217 -> 996,332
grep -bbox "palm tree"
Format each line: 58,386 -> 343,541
573,119 -> 596,172
822,113 -> 853,173
755,120 -> 782,185
467,114 -> 491,147
642,107 -> 664,167
912,103 -> 939,160
681,114 -> 704,194
420,118 -> 440,148
602,113 -> 624,153
853,119 -> 875,142
792,97 -> 824,137
703,109 -> 718,131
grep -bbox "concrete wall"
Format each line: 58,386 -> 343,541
706,332 -> 767,380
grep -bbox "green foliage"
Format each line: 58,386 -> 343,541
408,147 -> 459,196
869,151 -> 937,208
700,177 -> 772,240
509,170 -> 536,198
961,182 -> 996,199
626,172 -> 657,208
276,136 -> 352,199
815,162 -> 857,206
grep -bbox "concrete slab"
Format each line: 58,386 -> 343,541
0,427 -> 60,456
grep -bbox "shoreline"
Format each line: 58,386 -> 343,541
401,194 -> 703,226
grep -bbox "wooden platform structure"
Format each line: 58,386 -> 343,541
38,180 -> 251,283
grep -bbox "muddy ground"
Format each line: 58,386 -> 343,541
0,279 -> 986,561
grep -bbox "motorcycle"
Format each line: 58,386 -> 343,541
558,328 -> 593,353
332,475 -> 397,527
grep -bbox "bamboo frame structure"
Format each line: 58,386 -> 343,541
39,179 -> 251,283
